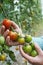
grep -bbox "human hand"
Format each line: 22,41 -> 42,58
6,21 -> 23,46
19,43 -> 43,65
0,25 -> 9,38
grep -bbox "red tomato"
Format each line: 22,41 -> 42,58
8,31 -> 18,41
2,19 -> 11,29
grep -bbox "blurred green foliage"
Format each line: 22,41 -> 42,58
0,0 -> 42,35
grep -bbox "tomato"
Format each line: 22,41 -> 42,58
23,45 -> 32,54
0,36 -> 5,45
25,35 -> 32,43
31,50 -> 38,57
2,19 -> 11,29
18,37 -> 25,44
8,31 -> 18,41
0,54 -> 6,61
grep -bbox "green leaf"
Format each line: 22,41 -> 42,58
9,51 -> 16,61
3,45 -> 10,53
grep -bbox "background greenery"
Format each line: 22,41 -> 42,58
0,0 -> 42,35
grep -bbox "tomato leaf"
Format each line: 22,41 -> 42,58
3,45 -> 10,53
9,51 -> 16,61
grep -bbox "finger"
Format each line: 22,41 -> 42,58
6,36 -> 11,45
3,30 -> 9,38
15,28 -> 22,34
19,45 -> 35,63
34,43 -> 42,54
11,21 -> 19,29
0,25 -> 5,35
6,36 -> 19,46
6,36 -> 24,46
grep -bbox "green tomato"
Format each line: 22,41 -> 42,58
23,45 -> 32,54
25,35 -> 32,43
31,50 -> 38,57
0,36 -> 5,45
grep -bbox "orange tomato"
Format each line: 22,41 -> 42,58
8,31 -> 18,41
2,19 -> 11,29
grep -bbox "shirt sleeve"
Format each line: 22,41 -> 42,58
32,37 -> 43,50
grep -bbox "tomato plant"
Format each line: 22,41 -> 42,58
0,19 -> 38,65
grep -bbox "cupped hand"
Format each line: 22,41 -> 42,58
19,43 -> 43,65
0,21 -> 23,46
6,21 -> 23,46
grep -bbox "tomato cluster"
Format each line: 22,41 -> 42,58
3,19 -> 38,57
23,43 -> 38,57
0,19 -> 38,62
22,35 -> 37,57
2,19 -> 33,45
